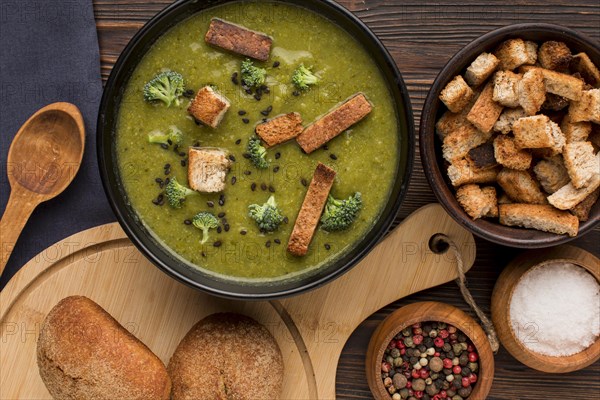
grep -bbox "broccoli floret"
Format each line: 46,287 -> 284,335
292,64 -> 319,91
246,136 -> 269,169
165,177 -> 195,208
143,71 -> 185,107
192,212 -> 219,244
248,195 -> 285,233
147,126 -> 183,146
320,192 -> 362,232
241,59 -> 267,88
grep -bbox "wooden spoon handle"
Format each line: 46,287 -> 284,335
0,187 -> 40,277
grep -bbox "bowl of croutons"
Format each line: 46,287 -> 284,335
420,23 -> 600,248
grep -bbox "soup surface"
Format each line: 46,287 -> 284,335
116,1 -> 399,280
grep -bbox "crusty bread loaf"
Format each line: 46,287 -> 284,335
168,313 -> 283,400
37,296 -> 171,400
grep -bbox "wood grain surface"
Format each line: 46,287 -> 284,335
92,1 -> 600,398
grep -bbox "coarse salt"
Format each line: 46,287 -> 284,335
510,262 -> 600,357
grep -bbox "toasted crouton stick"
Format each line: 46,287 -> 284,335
296,93 -> 372,154
287,163 -> 336,256
205,18 -> 272,61
256,112 -> 304,148
499,204 -> 579,237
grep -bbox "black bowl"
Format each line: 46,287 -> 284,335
98,0 -> 414,299
420,23 -> 600,249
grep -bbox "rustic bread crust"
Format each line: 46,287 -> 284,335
562,141 -> 598,189
497,168 -> 547,204
256,112 -> 304,147
569,88 -> 600,124
296,93 -> 372,154
287,163 -> 336,256
542,69 -> 584,101
168,313 -> 283,400
518,68 -> 546,115
571,188 -> 600,221
494,38 -> 537,71
467,141 -> 498,170
456,184 -> 498,219
37,296 -> 171,400
499,204 -> 579,237
538,41 -> 572,71
467,81 -> 504,133
465,52 -> 500,87
205,18 -> 272,61
439,75 -> 475,112
187,86 -> 230,128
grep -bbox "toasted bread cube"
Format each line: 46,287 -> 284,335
297,93 -> 372,154
538,41 -> 572,71
436,111 -> 469,139
205,18 -> 272,61
512,115 -> 565,154
493,108 -> 527,134
467,81 -> 504,133
493,135 -> 532,170
560,114 -> 592,143
533,155 -> 571,194
464,52 -> 500,87
571,188 -> 600,222
542,69 -> 584,101
497,168 -> 547,204
439,75 -> 474,113
447,159 -> 499,187
256,112 -> 303,148
287,163 -> 336,256
548,152 -> 600,209
569,89 -> 600,124
518,68 -> 546,115
442,124 -> 492,163
457,184 -> 498,219
187,86 -> 230,128
499,204 -> 579,237
495,38 -> 537,71
563,141 -> 598,189
571,52 -> 600,88
541,93 -> 570,112
493,71 -> 522,108
467,142 -> 498,170
187,147 -> 231,193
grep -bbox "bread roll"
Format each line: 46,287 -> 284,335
168,313 -> 283,400
37,296 -> 171,399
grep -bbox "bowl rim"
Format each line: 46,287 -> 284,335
419,22 -> 600,249
365,301 -> 494,399
97,0 -> 414,299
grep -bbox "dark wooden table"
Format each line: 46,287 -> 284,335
93,1 -> 600,398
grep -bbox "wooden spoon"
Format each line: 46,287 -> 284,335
0,103 -> 85,276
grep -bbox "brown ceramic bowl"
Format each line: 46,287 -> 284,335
420,23 -> 600,248
366,302 -> 494,400
491,245 -> 600,373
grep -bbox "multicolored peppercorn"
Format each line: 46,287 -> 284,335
381,322 -> 480,399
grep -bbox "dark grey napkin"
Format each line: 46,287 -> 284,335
0,0 -> 116,287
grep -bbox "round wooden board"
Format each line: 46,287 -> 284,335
0,204 -> 475,399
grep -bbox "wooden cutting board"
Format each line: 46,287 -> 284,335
0,204 -> 475,399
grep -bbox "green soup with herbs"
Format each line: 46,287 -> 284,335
116,1 -> 399,280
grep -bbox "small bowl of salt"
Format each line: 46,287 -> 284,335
491,245 -> 600,373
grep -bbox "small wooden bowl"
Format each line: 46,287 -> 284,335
491,245 -> 600,373
419,23 -> 600,248
366,302 -> 494,400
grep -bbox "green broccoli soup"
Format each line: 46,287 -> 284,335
116,1 -> 399,280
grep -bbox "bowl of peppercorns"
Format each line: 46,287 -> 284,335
366,302 -> 494,400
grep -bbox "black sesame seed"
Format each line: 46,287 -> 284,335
301,178 -> 308,187
157,199 -> 164,206
213,241 -> 222,247
179,151 -> 186,157
244,170 -> 251,175
217,226 -> 222,233
224,224 -> 230,232
268,185 -> 275,193
194,119 -> 203,126
184,219 -> 192,225
265,240 -> 271,248
238,110 -> 247,116
261,183 -> 267,191
183,89 -> 195,98
262,118 -> 267,123
219,194 -> 225,206
322,144 -> 329,150
260,110 -> 269,116
201,251 -> 206,257
164,177 -> 170,185
160,143 -> 169,150
245,88 -> 253,95
152,199 -> 160,205
251,183 -> 257,191
266,105 -> 273,112
235,138 -> 242,145
164,169 -> 171,175
275,152 -> 281,159
243,152 -> 251,159
193,141 -> 200,147
274,239 -> 281,244
167,139 -> 173,146
273,61 -> 280,68
157,194 -> 164,202
229,154 -> 236,162
231,176 -> 237,185
283,217 -> 289,224
155,178 -> 163,184
273,166 -> 280,173
254,94 -> 262,101
256,87 -> 263,96
330,154 -> 338,160
180,159 -> 187,167
207,201 -> 214,207
164,163 -> 171,169
325,243 -> 331,250
242,118 -> 250,124
231,72 -> 239,85
218,212 -> 225,218
240,230 -> 247,235
263,87 -> 270,94
292,90 -> 300,96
